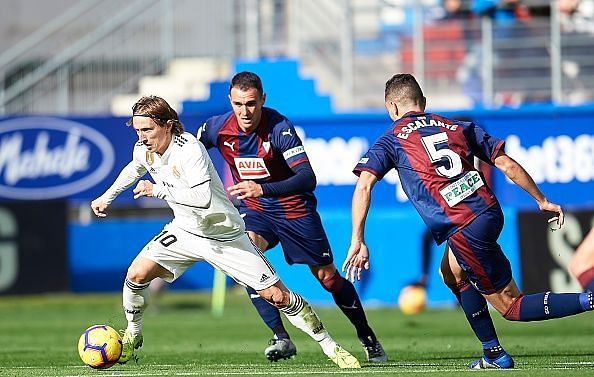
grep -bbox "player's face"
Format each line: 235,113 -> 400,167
229,86 -> 265,133
132,116 -> 172,155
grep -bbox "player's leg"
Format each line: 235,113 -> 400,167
120,255 -> 172,363
277,211 -> 386,362
448,210 -> 594,321
484,278 -> 594,321
208,233 -> 360,368
257,280 -> 359,368
568,228 -> 594,292
245,230 -> 295,361
440,246 -> 512,369
448,205 -> 594,367
120,225 -> 198,364
310,263 -> 387,362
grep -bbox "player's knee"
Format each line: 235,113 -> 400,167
501,296 -> 523,321
445,279 -> 471,295
257,286 -> 286,308
126,266 -> 151,285
319,271 -> 345,293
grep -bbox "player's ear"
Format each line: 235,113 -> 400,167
420,96 -> 427,111
261,92 -> 266,105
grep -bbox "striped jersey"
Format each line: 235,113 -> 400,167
354,112 -> 504,244
198,107 -> 316,219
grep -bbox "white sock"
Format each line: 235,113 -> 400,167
279,291 -> 337,355
123,278 -> 150,335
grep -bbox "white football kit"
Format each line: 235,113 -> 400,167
99,132 -> 278,290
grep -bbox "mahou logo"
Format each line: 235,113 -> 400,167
0,117 -> 115,199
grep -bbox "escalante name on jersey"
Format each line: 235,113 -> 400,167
396,117 -> 458,140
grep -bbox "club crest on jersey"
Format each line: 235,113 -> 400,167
172,165 -> 181,179
146,152 -> 154,165
234,157 -> 270,180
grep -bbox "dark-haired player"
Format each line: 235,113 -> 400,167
343,73 -> 594,369
198,72 -> 386,363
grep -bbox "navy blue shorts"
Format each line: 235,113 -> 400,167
241,208 -> 333,266
447,203 -> 512,295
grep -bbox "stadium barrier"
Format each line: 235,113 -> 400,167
1,105 -> 593,303
518,209 -> 594,294
0,201 -> 68,295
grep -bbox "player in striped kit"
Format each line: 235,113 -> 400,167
343,73 -> 594,369
90,95 -> 360,368
198,72 -> 386,363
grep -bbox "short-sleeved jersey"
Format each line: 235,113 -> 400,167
198,107 -> 316,219
129,132 -> 245,240
354,112 -> 504,244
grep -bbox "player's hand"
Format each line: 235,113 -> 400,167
133,180 -> 154,199
342,240 -> 370,282
538,198 -> 564,231
227,181 -> 263,199
90,198 -> 109,218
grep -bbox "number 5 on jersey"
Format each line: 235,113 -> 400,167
421,132 -> 462,178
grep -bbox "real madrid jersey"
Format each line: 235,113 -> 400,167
199,107 -> 317,219
354,112 -> 504,244
100,132 -> 244,241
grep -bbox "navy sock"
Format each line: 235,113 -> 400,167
449,281 -> 502,355
245,286 -> 289,339
329,276 -> 375,342
516,292 -> 593,321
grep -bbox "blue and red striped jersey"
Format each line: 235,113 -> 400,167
199,107 -> 316,219
354,111 -> 504,244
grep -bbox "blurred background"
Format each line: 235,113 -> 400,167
0,0 -> 593,308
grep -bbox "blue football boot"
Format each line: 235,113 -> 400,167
468,351 -> 514,369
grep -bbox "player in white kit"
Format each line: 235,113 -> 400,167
90,96 -> 360,368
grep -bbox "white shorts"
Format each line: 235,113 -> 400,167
138,223 -> 279,291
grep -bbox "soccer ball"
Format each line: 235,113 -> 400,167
78,325 -> 122,369
398,285 -> 427,315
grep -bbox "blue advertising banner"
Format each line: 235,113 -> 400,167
471,107 -> 594,209
289,106 -> 594,210
0,115 -> 207,202
2,106 -> 592,208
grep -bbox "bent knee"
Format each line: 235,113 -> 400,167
258,286 -> 287,308
126,265 -> 151,285
500,295 -> 524,321
442,273 -> 458,288
319,271 -> 344,293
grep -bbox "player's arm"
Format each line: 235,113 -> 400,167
91,158 -> 147,217
342,170 -> 378,282
134,179 -> 212,208
493,149 -> 564,228
135,141 -> 212,208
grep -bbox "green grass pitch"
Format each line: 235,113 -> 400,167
1,290 -> 593,376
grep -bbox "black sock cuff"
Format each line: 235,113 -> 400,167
125,278 -> 150,291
